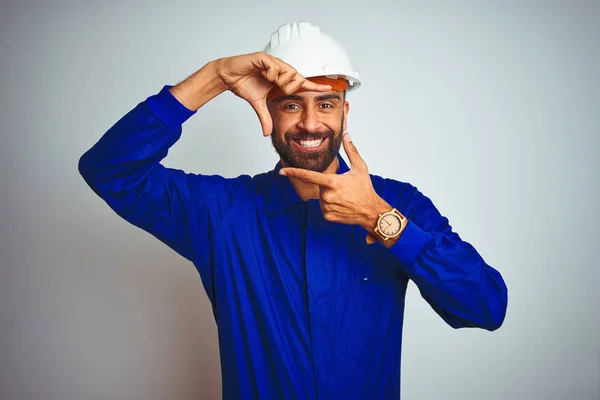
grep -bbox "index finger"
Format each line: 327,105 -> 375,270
279,168 -> 336,187
269,57 -> 331,93
300,79 -> 332,92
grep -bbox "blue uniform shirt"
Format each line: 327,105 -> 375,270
78,85 -> 508,399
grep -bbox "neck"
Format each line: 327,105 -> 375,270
283,157 -> 339,201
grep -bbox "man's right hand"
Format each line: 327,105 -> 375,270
214,52 -> 332,136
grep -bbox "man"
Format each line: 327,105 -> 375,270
79,22 -> 507,400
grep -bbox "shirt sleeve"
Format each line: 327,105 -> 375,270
379,180 -> 508,331
78,85 -> 242,277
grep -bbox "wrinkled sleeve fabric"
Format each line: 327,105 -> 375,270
78,85 -> 240,279
378,179 -> 508,331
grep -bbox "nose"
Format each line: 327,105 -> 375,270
296,107 -> 322,133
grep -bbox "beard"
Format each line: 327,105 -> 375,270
271,117 -> 344,172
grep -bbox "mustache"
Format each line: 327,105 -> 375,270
285,130 -> 335,141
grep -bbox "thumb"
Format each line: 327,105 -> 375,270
342,132 -> 366,170
250,100 -> 273,136
366,233 -> 378,244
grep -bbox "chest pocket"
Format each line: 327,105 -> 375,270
351,236 -> 408,311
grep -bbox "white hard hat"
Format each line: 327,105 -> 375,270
263,21 -> 361,92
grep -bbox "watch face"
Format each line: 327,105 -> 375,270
379,214 -> 401,237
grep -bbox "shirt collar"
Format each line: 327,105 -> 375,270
264,153 -> 350,214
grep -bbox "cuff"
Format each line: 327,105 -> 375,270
387,220 -> 432,266
145,85 -> 196,129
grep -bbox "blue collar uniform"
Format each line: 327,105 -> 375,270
78,85 -> 508,400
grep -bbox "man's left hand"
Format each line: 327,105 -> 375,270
280,133 -> 392,239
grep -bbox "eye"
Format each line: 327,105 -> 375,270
283,104 -> 300,110
319,102 -> 339,110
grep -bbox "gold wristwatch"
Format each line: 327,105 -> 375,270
372,208 -> 408,242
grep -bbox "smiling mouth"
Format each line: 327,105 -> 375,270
291,137 -> 329,152
295,138 -> 325,149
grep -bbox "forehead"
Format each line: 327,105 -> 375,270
270,90 -> 344,103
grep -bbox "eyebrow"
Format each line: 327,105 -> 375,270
273,93 -> 342,103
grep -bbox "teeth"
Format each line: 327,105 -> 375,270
299,139 -> 324,148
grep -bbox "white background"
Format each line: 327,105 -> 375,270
1,0 -> 599,399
